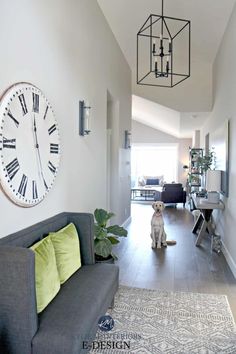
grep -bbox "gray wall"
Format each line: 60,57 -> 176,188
0,0 -> 131,237
201,3 -> 236,276
132,120 -> 192,185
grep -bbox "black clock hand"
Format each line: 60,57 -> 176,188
33,115 -> 39,149
33,115 -> 48,189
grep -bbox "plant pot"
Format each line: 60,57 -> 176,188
95,255 -> 114,264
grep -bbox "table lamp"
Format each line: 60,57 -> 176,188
206,170 -> 221,203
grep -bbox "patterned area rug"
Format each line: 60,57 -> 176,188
91,286 -> 236,353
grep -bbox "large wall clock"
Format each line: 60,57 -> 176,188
0,83 -> 60,207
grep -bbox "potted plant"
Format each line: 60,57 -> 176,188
196,149 -> 216,189
196,149 -> 216,173
94,208 -> 128,263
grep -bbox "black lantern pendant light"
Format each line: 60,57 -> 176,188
137,0 -> 191,88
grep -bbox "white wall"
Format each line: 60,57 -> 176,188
201,3 -> 236,277
132,95 -> 181,138
132,121 -> 191,185
0,0 -> 131,237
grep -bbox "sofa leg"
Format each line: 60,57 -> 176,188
109,297 -> 115,309
183,203 -> 185,208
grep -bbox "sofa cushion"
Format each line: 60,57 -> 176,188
138,176 -> 146,186
32,263 -> 119,354
146,178 -> 159,185
30,237 -> 60,313
50,223 -> 81,284
138,175 -> 164,187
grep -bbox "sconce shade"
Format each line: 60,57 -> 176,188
125,130 -> 131,149
79,100 -> 91,136
206,170 -> 221,191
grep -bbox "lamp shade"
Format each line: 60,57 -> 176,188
206,170 -> 221,191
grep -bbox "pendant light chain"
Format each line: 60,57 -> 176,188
152,0 -> 171,78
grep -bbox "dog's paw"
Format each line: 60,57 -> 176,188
162,242 -> 167,247
156,245 -> 161,249
151,242 -> 156,248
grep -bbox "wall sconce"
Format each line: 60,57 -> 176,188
79,100 -> 91,136
124,130 -> 131,149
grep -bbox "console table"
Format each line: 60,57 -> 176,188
191,195 -> 224,246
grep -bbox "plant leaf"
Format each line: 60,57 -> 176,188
111,252 -> 118,260
107,236 -> 120,245
94,238 -> 112,258
107,225 -> 128,237
94,209 -> 115,227
94,225 -> 107,240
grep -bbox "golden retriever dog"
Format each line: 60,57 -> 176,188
150,201 -> 167,249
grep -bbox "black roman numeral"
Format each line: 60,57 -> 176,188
43,178 -> 48,190
50,143 -> 59,154
32,93 -> 39,113
18,174 -> 28,196
18,94 -> 28,115
43,106 -> 49,120
48,161 -> 56,174
32,180 -> 38,199
6,158 -> 20,180
3,137 -> 16,149
8,110 -> 19,128
48,124 -> 56,135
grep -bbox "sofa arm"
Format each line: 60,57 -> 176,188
0,247 -> 38,354
67,213 -> 95,265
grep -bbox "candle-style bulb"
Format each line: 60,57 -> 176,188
169,38 -> 172,53
155,58 -> 158,76
160,33 -> 163,55
166,58 -> 169,73
152,39 -> 156,54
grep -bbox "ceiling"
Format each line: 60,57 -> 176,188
132,95 -> 209,138
98,0 -> 235,136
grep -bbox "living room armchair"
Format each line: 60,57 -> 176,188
154,183 -> 186,207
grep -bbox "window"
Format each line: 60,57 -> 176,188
131,144 -> 178,186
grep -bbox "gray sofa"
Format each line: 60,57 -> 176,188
0,212 -> 119,354
155,183 -> 186,206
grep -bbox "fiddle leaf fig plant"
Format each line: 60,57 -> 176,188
94,208 -> 127,260
196,149 -> 216,172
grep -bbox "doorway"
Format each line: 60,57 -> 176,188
106,91 -> 119,219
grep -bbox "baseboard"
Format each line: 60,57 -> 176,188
121,216 -> 132,228
221,241 -> 236,279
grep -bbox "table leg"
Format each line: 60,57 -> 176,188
192,213 -> 204,234
195,219 -> 207,246
206,220 -> 215,236
195,209 -> 213,246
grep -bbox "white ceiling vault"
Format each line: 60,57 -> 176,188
97,0 -> 236,137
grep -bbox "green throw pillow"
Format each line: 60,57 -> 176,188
30,236 -> 60,313
50,223 -> 81,284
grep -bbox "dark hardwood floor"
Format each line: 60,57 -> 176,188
116,202 -> 236,320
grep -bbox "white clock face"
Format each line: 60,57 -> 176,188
0,83 -> 60,207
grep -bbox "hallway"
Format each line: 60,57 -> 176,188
116,203 -> 236,319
